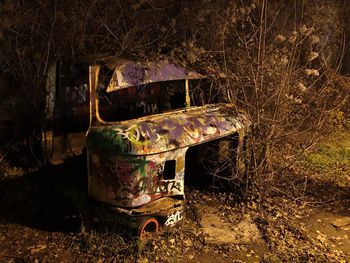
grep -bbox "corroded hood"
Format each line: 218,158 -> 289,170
86,104 -> 250,155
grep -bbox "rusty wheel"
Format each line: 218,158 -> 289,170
138,217 -> 159,239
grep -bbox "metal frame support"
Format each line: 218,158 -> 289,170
185,79 -> 190,107
89,65 -> 101,126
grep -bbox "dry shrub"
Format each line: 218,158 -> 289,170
178,0 -> 349,196
213,0 -> 350,196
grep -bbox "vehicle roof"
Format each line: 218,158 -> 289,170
77,55 -> 204,92
106,60 -> 204,92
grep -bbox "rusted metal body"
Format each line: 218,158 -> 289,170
45,59 -> 251,236
87,104 -> 249,208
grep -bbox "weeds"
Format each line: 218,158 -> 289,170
301,131 -> 350,187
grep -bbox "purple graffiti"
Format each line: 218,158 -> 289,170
121,64 -> 145,86
134,114 -> 231,144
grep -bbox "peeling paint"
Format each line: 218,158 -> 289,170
86,104 -> 249,155
106,61 -> 203,92
87,103 -> 250,208
88,148 -> 187,207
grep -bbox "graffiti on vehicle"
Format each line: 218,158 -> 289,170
132,194 -> 151,207
116,114 -> 230,146
86,104 -> 251,208
88,148 -> 187,208
134,177 -> 182,195
66,84 -> 88,105
87,106 -> 248,155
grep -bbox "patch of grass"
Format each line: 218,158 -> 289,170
303,131 -> 350,187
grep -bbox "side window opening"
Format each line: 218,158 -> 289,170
163,160 -> 176,180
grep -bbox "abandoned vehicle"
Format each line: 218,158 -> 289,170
43,58 -> 251,238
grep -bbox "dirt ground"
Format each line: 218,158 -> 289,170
0,137 -> 350,262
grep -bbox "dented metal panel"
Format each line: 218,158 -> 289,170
106,61 -> 203,92
88,147 -> 187,208
86,103 -> 250,208
86,104 -> 249,155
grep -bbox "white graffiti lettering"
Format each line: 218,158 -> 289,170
165,211 -> 183,227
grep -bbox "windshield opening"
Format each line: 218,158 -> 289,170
97,80 -> 186,122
